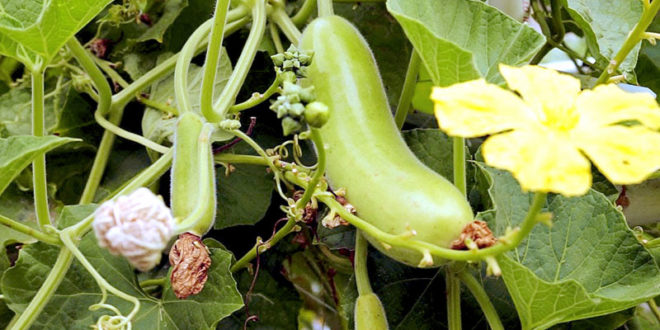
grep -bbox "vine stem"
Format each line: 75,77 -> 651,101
79,14 -> 249,204
175,19 -> 215,115
200,0 -> 231,120
270,7 -> 303,43
270,23 -> 285,54
318,0 -> 334,16
214,153 -> 274,166
446,265 -> 462,330
12,248 -> 74,330
291,0 -> 316,27
231,128 -> 327,272
595,0 -> 660,85
230,74 -> 281,112
453,137 -> 466,196
355,230 -> 373,295
394,50 -> 421,130
211,0 -> 267,121
457,271 -> 504,330
649,298 -> 660,323
289,172 -> 548,262
0,214 -> 61,246
31,64 -> 51,228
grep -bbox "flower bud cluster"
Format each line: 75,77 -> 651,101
93,188 -> 174,272
271,45 -> 313,77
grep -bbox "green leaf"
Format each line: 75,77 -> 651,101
563,0 -> 643,77
214,164 -> 274,229
141,49 -> 234,152
0,0 -> 113,66
635,16 -> 660,101
475,163 -> 660,329
402,128 -> 454,179
217,270 -> 302,329
386,0 -> 545,87
2,205 -> 243,329
0,135 -> 76,196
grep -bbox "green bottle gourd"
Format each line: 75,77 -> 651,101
300,16 -> 473,267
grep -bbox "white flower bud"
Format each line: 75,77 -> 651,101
93,188 -> 174,272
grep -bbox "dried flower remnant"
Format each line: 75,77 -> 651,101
93,187 -> 174,272
169,233 -> 212,299
450,220 -> 497,250
321,194 -> 355,229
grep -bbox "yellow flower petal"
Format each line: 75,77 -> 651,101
575,84 -> 660,130
499,64 -> 581,129
574,125 -> 660,184
482,129 -> 591,196
431,79 -> 534,137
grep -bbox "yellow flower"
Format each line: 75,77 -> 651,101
431,64 -> 660,196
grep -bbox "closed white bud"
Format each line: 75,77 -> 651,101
93,188 -> 174,272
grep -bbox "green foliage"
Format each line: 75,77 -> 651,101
563,0 -> 643,77
0,0 -> 112,66
387,0 -> 545,86
476,164 -> 660,329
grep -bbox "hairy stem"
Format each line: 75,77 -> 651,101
31,65 -> 51,228
446,266 -> 462,330
175,19 -> 215,115
12,248 -> 73,330
270,7 -> 303,43
458,271 -> 504,330
355,230 -> 373,295
453,137 -> 466,196
318,0 -> 334,16
201,0 -> 231,120
230,73 -> 281,112
230,218 -> 297,272
215,153 -> 274,166
270,23 -> 285,54
394,50 -> 421,130
211,0 -> 267,121
595,0 -> 660,85
292,0 -> 317,27
0,214 -> 61,246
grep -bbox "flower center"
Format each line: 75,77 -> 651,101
538,105 -> 580,132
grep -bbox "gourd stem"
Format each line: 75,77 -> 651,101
230,218 -> 297,272
270,7 -> 303,44
214,153 -> 274,166
446,266 -> 462,330
288,173 -> 548,262
292,0 -> 317,27
31,65 -> 51,228
294,129 -> 326,209
211,0 -> 267,121
457,271 -> 504,330
595,0 -> 660,85
394,50 -> 420,130
11,248 -> 74,330
649,298 -> 660,323
270,23 -> 285,54
318,0 -> 334,17
200,0 -> 231,120
0,214 -> 61,246
354,230 -> 373,295
175,20 -> 215,115
453,137 -> 466,196
229,73 -> 281,112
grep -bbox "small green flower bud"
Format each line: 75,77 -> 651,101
282,116 -> 302,136
271,53 -> 285,66
219,119 -> 241,130
304,102 -> 330,128
280,71 -> 297,83
289,103 -> 306,117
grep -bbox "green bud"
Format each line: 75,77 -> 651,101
355,293 -> 389,330
271,53 -> 285,66
289,103 -> 306,117
280,71 -> 297,83
282,116 -> 302,136
219,119 -> 241,131
283,59 -> 295,70
304,102 -> 330,128
298,86 -> 315,103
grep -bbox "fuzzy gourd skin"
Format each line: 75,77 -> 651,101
355,293 -> 389,330
301,16 -> 473,267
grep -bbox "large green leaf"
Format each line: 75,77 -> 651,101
0,0 -> 113,67
1,205 -> 243,329
475,163 -> 660,329
0,135 -> 76,196
215,164 -> 274,229
563,0 -> 643,78
386,0 -> 545,87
